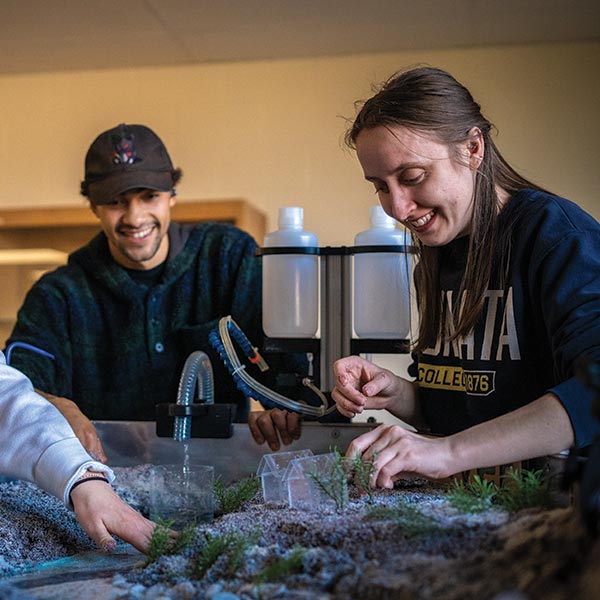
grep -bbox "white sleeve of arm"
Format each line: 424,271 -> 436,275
0,353 -> 114,505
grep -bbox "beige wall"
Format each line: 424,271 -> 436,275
0,41 -> 598,245
1,42 -> 597,424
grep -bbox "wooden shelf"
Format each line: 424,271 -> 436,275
0,198 -> 266,253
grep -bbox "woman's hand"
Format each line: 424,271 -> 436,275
347,393 -> 577,488
37,390 -> 107,463
346,423 -> 454,487
332,356 -> 404,418
70,480 -> 158,553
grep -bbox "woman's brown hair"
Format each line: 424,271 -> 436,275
346,67 -> 544,351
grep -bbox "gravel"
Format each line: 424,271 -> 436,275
0,467 -> 598,599
0,479 -> 94,577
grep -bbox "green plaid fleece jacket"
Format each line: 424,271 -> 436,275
5,222 -> 278,420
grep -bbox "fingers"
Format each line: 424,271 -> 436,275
271,409 -> 302,448
247,411 -> 266,445
248,410 -> 280,450
260,412 -> 281,451
368,445 -> 405,489
361,370 -> 392,399
71,481 -> 119,551
331,374 -> 367,417
110,510 -> 157,554
271,408 -> 295,446
72,482 -> 156,554
99,532 -> 118,553
247,409 -> 302,451
346,424 -> 453,487
333,355 -> 368,383
331,387 -> 365,418
345,424 -> 388,458
285,411 -> 302,441
247,409 -> 281,451
345,424 -> 416,489
332,357 -> 395,417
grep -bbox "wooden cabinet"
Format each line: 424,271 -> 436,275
0,199 -> 266,343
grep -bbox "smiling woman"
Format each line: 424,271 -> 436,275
346,68 -> 546,352
333,66 -> 600,488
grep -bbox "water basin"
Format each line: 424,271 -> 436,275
0,420 -> 375,598
94,419 -> 374,482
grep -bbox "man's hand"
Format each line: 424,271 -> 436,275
36,390 -> 107,463
247,408 -> 302,451
70,480 -> 158,553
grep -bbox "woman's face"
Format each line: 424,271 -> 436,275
355,125 -> 482,247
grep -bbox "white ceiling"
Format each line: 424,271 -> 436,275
1,0 -> 598,75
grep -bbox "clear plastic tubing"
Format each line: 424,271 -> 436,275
353,205 -> 411,339
262,206 -> 318,338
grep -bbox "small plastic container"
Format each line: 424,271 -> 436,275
353,205 -> 411,339
262,207 -> 319,338
147,463 -> 214,528
256,449 -> 314,504
282,453 -> 342,510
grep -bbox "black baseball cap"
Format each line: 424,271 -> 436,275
81,123 -> 176,204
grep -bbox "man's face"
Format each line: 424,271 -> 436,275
91,188 -> 176,270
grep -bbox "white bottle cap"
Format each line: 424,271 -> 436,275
278,206 -> 304,228
370,205 -> 396,227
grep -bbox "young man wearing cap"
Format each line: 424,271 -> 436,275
6,123 -> 305,459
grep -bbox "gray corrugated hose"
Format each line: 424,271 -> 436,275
173,351 -> 214,441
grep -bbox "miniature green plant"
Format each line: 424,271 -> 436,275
214,475 -> 261,515
496,468 -> 554,512
307,447 -> 349,510
145,518 -> 173,564
446,474 -> 498,513
364,502 -> 446,538
447,468 -> 554,514
145,518 -> 196,565
195,530 -> 258,577
254,546 -> 307,584
228,530 -> 259,574
351,452 -> 377,503
196,532 -> 234,575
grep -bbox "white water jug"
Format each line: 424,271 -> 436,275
262,207 -> 318,338
353,205 -> 411,339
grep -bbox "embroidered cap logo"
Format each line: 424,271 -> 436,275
111,130 -> 141,165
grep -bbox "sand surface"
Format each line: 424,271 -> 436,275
0,466 -> 598,599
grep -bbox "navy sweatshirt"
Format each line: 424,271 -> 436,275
414,189 -> 600,448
